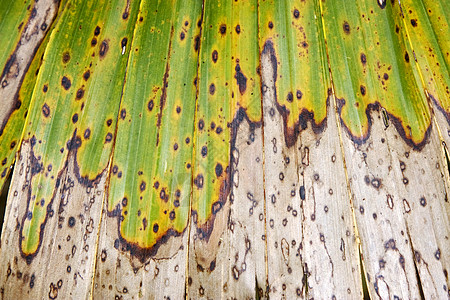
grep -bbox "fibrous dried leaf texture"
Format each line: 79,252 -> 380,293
0,0 -> 448,299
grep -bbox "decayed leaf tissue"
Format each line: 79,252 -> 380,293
0,0 -> 448,298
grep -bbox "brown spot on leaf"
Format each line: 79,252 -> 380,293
343,21 -> 351,34
201,146 -> 207,157
293,9 -> 300,19
235,24 -> 240,34
99,40 -> 109,57
94,26 -> 101,36
42,104 -> 50,117
219,24 -> 226,35
212,50 -> 218,63
234,64 -> 247,95
61,76 -> 71,90
140,181 -> 146,192
198,119 -> 204,130
194,35 -> 200,51
121,37 -> 128,49
105,133 -> 113,143
194,174 -> 204,189
148,100 -> 154,111
360,53 -> 367,65
215,163 -> 223,177
209,83 -> 215,95
360,85 -> 366,96
62,52 -> 70,64
84,129 -> 91,139
76,88 -> 84,100
83,70 -> 90,81
410,19 -> 417,27
287,92 -> 293,102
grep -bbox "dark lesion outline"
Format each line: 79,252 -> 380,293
19,130 -> 105,264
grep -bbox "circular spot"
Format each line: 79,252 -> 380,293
68,216 -> 75,228
99,40 -> 109,57
194,174 -> 204,189
42,103 -> 50,117
121,38 -> 128,52
219,24 -> 226,35
180,32 -> 185,40
105,133 -> 113,143
209,83 -> 215,95
293,9 -> 300,18
61,76 -> 71,90
62,52 -> 70,64
94,26 -> 101,36
360,85 -> 366,96
43,85 -> 48,92
72,113 -> 78,124
360,53 -> 367,65
198,119 -> 204,130
268,21 -> 273,29
215,163 -> 223,177
212,50 -> 218,63
83,70 -> 90,81
148,100 -> 154,111
84,129 -> 91,139
153,223 -> 159,233
419,197 -> 426,207
286,92 -> 293,102
76,88 -> 84,100
140,181 -> 146,192
201,146 -> 207,157
343,21 -> 351,34
235,24 -> 240,34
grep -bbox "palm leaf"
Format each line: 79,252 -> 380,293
0,0 -> 448,298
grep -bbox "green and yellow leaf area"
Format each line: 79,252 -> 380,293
399,0 -> 449,125
322,0 -> 431,148
0,0 -> 63,191
259,0 -> 330,147
108,0 -> 202,256
19,0 -> 139,259
192,0 -> 261,237
0,0 -> 31,69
